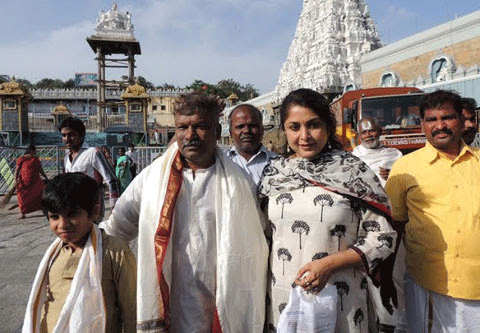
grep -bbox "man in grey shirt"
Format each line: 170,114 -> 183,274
227,104 -> 276,185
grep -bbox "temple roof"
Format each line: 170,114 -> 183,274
0,79 -> 31,96
87,2 -> 141,54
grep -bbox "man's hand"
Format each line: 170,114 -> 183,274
379,167 -> 390,181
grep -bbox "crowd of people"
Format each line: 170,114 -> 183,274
19,88 -> 480,333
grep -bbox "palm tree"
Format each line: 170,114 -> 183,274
277,248 -> 292,275
360,277 -> 370,319
278,302 -> 287,314
291,220 -> 310,249
313,193 -> 334,222
362,220 -> 381,232
354,308 -> 364,330
349,199 -> 365,223
377,234 -> 394,249
276,193 -> 293,219
334,281 -> 350,311
330,225 -> 346,251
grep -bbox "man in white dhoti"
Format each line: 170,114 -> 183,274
100,93 -> 269,332
353,117 -> 406,332
352,117 -> 403,186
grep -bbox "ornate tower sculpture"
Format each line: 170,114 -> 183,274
0,79 -> 31,145
121,82 -> 150,141
87,2 -> 141,132
274,0 -> 381,102
51,104 -> 72,129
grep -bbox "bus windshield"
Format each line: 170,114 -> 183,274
361,94 -> 423,129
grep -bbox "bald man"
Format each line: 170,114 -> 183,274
352,117 -> 402,186
353,117 -> 406,332
227,104 -> 276,185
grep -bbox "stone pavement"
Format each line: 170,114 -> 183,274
0,195 -> 115,332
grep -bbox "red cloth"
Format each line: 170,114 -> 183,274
153,152 -> 223,333
16,156 -> 45,214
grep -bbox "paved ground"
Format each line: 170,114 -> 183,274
0,195 -> 116,332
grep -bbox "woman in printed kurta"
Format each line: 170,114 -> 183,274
259,89 -> 397,332
15,145 -> 48,219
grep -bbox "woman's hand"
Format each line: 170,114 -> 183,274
295,249 -> 363,293
295,257 -> 333,293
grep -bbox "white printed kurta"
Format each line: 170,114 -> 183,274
268,185 -> 394,333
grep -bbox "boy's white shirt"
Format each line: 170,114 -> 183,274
22,224 -> 106,333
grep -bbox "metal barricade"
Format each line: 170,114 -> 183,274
0,146 -> 64,195
111,146 -> 167,174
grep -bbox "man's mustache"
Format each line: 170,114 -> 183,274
464,128 -> 477,134
183,140 -> 201,147
431,129 -> 453,137
240,134 -> 255,141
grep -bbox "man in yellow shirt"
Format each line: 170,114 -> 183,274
386,90 -> 480,332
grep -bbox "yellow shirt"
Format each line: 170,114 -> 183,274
386,141 -> 480,300
40,230 -> 137,332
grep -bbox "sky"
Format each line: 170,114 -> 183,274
1,0 -> 479,94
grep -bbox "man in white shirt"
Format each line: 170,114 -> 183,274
100,93 -> 268,332
59,117 -> 120,218
352,117 -> 403,186
227,104 -> 276,185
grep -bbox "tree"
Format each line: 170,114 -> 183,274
349,199 -> 365,223
186,79 -> 222,96
216,78 -> 241,97
354,308 -> 364,330
242,83 -> 259,101
185,78 -> 259,101
278,302 -> 287,314
276,193 -> 293,219
360,277 -> 368,292
34,78 -> 66,89
312,252 -> 329,261
64,79 -> 75,89
291,220 -> 310,249
334,281 -> 350,311
137,76 -> 155,90
216,78 -> 259,101
330,225 -> 346,251
362,220 -> 381,232
156,83 -> 177,90
16,78 -> 32,88
377,234 -> 393,250
277,247 -> 292,275
313,194 -> 334,222
360,277 -> 369,311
